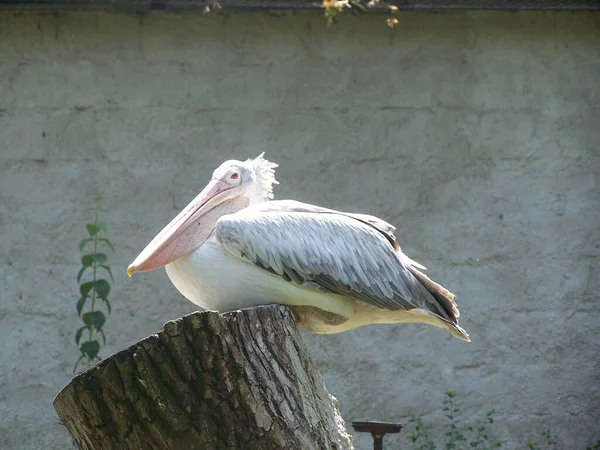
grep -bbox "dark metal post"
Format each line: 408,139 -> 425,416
372,433 -> 383,450
352,420 -> 402,450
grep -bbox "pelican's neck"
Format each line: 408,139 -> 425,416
243,190 -> 272,207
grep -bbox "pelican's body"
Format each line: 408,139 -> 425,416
128,155 -> 470,341
166,234 -> 355,332
166,236 -> 458,335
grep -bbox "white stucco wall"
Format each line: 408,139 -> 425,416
0,9 -> 598,450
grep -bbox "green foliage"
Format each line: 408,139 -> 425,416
409,414 -> 435,450
527,429 -> 561,450
467,409 -> 499,450
443,390 -> 466,449
405,392 -> 598,450
73,189 -> 114,373
406,391 -> 500,450
586,440 -> 600,450
321,0 -> 399,28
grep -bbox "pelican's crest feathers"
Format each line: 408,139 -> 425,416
248,153 -> 279,200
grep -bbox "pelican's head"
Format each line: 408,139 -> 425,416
212,152 -> 279,205
127,153 -> 278,276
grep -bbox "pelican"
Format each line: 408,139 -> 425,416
127,154 -> 470,341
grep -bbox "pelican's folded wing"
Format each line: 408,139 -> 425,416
215,200 -> 455,322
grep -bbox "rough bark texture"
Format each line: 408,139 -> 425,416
53,305 -> 354,450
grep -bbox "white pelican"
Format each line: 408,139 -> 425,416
128,154 -> 470,341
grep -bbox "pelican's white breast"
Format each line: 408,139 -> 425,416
165,235 -> 353,317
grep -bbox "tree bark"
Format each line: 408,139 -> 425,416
54,305 -> 354,450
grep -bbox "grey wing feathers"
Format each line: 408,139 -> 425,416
253,200 -> 400,248
216,210 -> 412,310
215,201 -> 459,323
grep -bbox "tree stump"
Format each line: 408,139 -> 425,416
54,305 -> 354,450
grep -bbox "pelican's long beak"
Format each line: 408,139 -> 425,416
127,179 -> 244,276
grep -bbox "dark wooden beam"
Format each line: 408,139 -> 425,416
1,0 -> 599,13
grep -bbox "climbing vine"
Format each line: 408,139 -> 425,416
74,189 -> 114,373
322,0 -> 399,28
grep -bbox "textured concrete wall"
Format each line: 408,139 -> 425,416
1,10 -> 598,450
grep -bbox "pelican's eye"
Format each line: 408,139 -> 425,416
230,172 -> 239,181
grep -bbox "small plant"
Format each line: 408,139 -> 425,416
528,429 -> 560,450
73,189 -> 114,373
443,391 -> 466,449
406,392 -> 596,450
587,439 -> 600,450
410,414 -> 436,450
542,429 -> 558,450
405,391 -> 499,450
465,408 -> 501,450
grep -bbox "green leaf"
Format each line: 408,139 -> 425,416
77,266 -> 87,283
99,265 -> 114,282
75,326 -> 87,344
76,296 -> 86,316
82,311 -> 106,330
101,297 -> 112,314
99,238 -> 115,252
81,313 -> 91,327
80,340 -> 101,360
86,224 -> 98,236
80,281 -> 94,296
93,253 -> 107,264
95,279 -> 110,298
79,238 -> 93,251
81,254 -> 94,267
97,222 -> 107,232
99,329 -> 106,345
92,189 -> 102,203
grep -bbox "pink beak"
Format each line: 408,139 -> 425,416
127,179 -> 248,276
